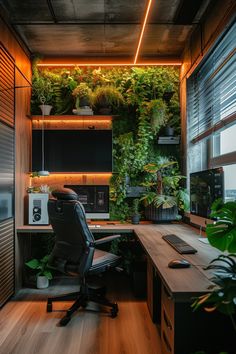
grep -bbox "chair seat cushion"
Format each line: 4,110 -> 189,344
89,249 -> 121,274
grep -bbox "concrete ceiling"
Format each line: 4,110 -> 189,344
0,0 -> 212,62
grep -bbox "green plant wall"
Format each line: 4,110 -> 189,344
31,65 -> 180,221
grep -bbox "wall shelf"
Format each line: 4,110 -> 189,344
31,115 -> 113,130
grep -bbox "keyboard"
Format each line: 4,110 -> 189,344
162,234 -> 198,254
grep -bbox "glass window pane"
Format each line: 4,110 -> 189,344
224,164 -> 236,202
213,124 -> 236,156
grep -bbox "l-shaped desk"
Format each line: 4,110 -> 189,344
17,223 -> 234,354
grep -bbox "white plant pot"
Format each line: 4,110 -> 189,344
39,104 -> 52,115
36,275 -> 49,289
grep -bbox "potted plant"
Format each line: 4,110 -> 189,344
25,255 -> 53,289
32,76 -> 54,115
192,199 -> 236,346
92,85 -> 124,114
140,157 -> 189,222
145,99 -> 167,134
131,198 -> 140,224
72,82 -> 92,109
162,83 -> 175,104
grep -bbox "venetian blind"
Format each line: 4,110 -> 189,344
187,20 -> 236,143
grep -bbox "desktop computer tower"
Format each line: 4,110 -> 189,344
28,193 -> 49,225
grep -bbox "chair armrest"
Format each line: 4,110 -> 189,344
94,234 -> 121,245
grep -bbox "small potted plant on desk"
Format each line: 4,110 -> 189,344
131,198 -> 141,225
191,199 -> 236,353
140,156 -> 189,222
25,255 -> 53,289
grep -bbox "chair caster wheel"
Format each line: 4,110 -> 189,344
111,309 -> 118,318
113,303 -> 119,312
111,303 -> 118,318
47,303 -> 52,312
59,316 -> 71,326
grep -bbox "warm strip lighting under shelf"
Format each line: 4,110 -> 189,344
30,173 -> 112,176
32,120 -> 112,123
134,0 -> 153,64
37,62 -> 181,67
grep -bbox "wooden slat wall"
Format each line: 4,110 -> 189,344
0,16 -> 32,291
0,216 -> 14,307
0,43 -> 15,306
0,44 -> 15,127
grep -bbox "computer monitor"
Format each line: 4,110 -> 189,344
190,167 -> 224,219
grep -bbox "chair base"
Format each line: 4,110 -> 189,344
47,283 -> 119,326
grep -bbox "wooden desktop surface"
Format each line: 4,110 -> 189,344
17,222 -> 220,301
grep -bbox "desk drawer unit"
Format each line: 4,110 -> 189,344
161,285 -> 175,354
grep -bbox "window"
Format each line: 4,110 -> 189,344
187,20 -> 236,199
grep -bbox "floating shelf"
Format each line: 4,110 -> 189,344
31,115 -> 113,130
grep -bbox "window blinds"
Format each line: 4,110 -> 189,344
187,21 -> 236,143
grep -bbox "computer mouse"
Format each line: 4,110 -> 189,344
168,259 -> 191,268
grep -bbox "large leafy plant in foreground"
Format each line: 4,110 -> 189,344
192,199 -> 236,332
206,199 -> 236,253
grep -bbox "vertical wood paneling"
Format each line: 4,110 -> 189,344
0,218 -> 14,307
0,17 -> 32,292
0,43 -> 15,306
0,44 -> 15,127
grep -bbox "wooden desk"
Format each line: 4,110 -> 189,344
17,223 -> 234,354
18,223 -> 218,298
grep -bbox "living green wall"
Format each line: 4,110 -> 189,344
31,65 -> 180,221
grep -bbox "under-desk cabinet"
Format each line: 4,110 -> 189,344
160,283 -> 236,354
147,259 -> 236,354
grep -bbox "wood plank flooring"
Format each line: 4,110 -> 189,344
0,273 -> 162,354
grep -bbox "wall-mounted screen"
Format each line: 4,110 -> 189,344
32,130 -> 112,172
190,167 -> 224,218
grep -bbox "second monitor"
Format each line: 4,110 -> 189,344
64,185 -> 109,219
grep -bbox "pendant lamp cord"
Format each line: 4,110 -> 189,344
40,95 -> 46,172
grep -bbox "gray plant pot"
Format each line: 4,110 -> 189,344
131,214 -> 140,225
145,203 -> 178,222
165,126 -> 175,136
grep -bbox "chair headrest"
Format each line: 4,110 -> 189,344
52,188 -> 78,201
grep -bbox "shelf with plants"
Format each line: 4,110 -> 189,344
31,64 -> 181,221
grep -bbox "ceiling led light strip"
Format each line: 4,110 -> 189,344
134,0 -> 153,64
37,62 -> 181,67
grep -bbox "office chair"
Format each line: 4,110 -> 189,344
47,188 -> 121,326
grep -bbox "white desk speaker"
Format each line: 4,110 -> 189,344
28,193 -> 49,225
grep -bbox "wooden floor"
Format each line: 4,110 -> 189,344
0,273 -> 162,354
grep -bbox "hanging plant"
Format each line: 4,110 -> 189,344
146,99 -> 167,134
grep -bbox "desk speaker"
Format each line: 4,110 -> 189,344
28,193 -> 49,225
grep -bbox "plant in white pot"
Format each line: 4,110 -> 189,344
72,82 -> 93,113
32,76 -> 54,115
25,255 -> 53,289
140,157 -> 189,222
